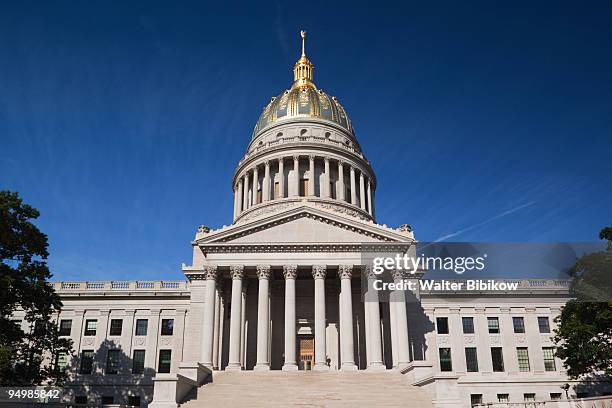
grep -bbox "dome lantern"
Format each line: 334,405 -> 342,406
292,30 -> 314,87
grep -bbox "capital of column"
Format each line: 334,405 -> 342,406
256,265 -> 271,280
264,160 -> 270,169
283,265 -> 298,280
204,265 -> 218,280
338,265 -> 353,280
309,154 -> 315,161
363,265 -> 377,280
324,156 -> 330,163
293,155 -> 300,162
230,265 -> 244,280
312,265 -> 327,280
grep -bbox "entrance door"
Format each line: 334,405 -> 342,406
298,336 -> 314,370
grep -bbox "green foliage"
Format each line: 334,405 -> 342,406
553,226 -> 612,380
0,191 -> 73,386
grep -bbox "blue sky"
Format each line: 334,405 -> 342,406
1,1 -> 611,281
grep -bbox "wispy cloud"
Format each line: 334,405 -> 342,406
434,201 -> 535,242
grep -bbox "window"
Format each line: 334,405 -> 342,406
80,350 -> 94,374
274,182 -> 280,198
550,393 -> 562,400
516,347 -> 530,371
462,317 -> 474,334
84,319 -> 97,336
436,317 -> 449,334
135,319 -> 148,336
106,349 -> 120,374
299,179 -> 308,196
439,348 -> 452,371
161,319 -> 174,336
59,319 -> 72,336
465,347 -> 479,372
470,394 -> 482,407
524,393 -> 536,407
132,350 -> 145,374
102,396 -> 114,405
55,352 -> 68,372
109,319 -> 123,336
538,316 -> 550,333
75,395 -> 87,405
497,394 -> 509,402
513,317 -> 525,333
127,396 -> 141,407
542,347 -> 556,371
491,347 -> 504,372
487,317 -> 499,333
158,349 -> 172,373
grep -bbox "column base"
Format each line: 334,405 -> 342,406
224,363 -> 243,371
314,364 -> 330,371
282,364 -> 298,371
254,364 -> 270,371
367,363 -> 386,371
341,362 -> 358,371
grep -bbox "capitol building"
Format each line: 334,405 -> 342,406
25,32 -> 609,407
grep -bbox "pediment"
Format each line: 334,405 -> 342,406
196,205 -> 413,246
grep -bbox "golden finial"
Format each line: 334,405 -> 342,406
301,30 -> 306,57
292,30 -> 314,87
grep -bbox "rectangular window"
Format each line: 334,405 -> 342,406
84,319 -> 97,336
274,182 -> 280,199
550,393 -> 562,400
543,347 -> 556,371
436,317 -> 449,334
470,394 -> 482,407
491,347 -> 504,372
59,319 -> 72,336
487,317 -> 499,333
497,394 -> 509,403
80,350 -> 94,374
135,319 -> 148,336
109,319 -> 123,336
516,347 -> 530,372
106,349 -> 120,374
538,316 -> 550,333
524,393 -> 536,407
132,350 -> 146,374
55,352 -> 68,372
465,347 -> 479,372
161,319 -> 174,336
158,349 -> 172,373
462,317 -> 474,334
439,348 -> 452,371
299,179 -> 308,197
513,316 -> 525,333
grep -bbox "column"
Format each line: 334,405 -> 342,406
392,269 -> 410,369
278,158 -> 285,199
252,165 -> 259,205
350,166 -> 357,205
339,265 -> 357,370
359,172 -> 366,210
233,185 -> 239,219
237,179 -> 244,216
263,161 -> 271,202
367,179 -> 373,216
292,155 -> 299,196
243,172 -> 250,210
365,266 -> 384,370
338,161 -> 345,201
255,265 -> 271,370
389,300 -> 399,368
226,265 -> 244,370
323,157 -> 331,198
240,284 -> 247,368
201,265 -> 217,367
212,284 -> 222,370
308,155 -> 315,196
312,265 -> 329,370
282,265 -> 298,370
216,287 -> 225,369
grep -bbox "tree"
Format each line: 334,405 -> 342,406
553,226 -> 612,380
0,191 -> 73,385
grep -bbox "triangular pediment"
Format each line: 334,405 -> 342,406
196,204 -> 413,247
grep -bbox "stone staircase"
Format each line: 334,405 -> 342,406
179,370 -> 433,408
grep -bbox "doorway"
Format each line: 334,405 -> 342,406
298,336 -> 314,370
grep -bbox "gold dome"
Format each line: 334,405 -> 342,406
252,31 -> 354,138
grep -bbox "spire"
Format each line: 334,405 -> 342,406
293,30 -> 314,87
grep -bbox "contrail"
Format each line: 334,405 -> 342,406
434,201 -> 535,242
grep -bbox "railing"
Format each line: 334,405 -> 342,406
53,280 -> 189,292
474,396 -> 612,408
